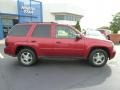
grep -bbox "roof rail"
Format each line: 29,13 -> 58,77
18,22 -> 57,24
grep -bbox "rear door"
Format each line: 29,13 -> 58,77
31,24 -> 55,56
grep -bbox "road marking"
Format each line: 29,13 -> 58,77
0,53 -> 4,59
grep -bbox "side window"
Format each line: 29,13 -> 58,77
56,26 -> 76,38
32,25 -> 51,38
8,25 -> 31,36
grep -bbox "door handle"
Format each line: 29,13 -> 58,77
56,41 -> 61,44
31,40 -> 36,43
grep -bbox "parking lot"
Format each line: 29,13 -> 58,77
0,44 -> 120,90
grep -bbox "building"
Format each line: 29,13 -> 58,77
0,0 -> 83,39
43,3 -> 83,25
0,0 -> 43,39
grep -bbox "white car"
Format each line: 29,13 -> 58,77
84,30 -> 107,40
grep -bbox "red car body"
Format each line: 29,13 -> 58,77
4,22 -> 116,66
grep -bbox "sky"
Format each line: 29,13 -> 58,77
40,0 -> 120,29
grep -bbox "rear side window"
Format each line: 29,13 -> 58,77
32,25 -> 51,38
8,25 -> 31,36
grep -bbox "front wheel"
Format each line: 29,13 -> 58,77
88,49 -> 108,67
18,48 -> 37,66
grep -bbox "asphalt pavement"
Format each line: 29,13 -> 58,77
0,45 -> 120,90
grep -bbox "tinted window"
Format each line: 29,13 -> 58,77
56,26 -> 76,38
32,25 -> 51,37
8,25 -> 31,36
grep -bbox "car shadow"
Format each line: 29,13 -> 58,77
2,58 -> 112,90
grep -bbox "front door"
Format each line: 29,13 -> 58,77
54,25 -> 84,57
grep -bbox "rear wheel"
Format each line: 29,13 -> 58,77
18,48 -> 37,66
88,49 -> 108,67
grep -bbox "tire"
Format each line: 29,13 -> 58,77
88,49 -> 108,67
17,48 -> 37,66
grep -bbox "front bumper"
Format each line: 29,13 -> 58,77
109,49 -> 116,60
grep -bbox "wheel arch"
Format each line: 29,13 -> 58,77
87,47 -> 110,59
15,46 -> 38,58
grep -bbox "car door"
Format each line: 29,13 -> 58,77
31,24 -> 55,56
53,25 -> 84,57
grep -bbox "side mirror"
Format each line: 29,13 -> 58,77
107,35 -> 110,40
75,34 -> 81,40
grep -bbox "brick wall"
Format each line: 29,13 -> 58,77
109,34 -> 120,44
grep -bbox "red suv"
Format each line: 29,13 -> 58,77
4,22 -> 116,67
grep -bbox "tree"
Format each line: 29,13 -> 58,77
110,12 -> 120,33
75,21 -> 81,32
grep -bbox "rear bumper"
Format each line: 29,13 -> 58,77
4,46 -> 16,57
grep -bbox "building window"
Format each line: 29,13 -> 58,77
2,19 -> 13,26
55,15 -> 81,21
55,15 -> 64,20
